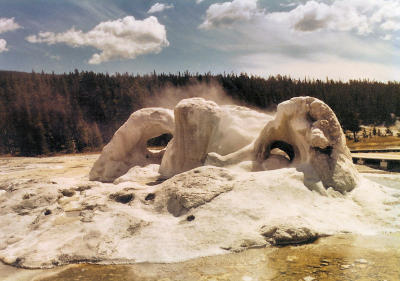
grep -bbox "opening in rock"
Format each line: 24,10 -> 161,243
147,133 -> 173,152
145,193 -> 155,201
269,141 -> 295,162
314,146 -> 333,156
187,215 -> 195,221
110,193 -> 134,204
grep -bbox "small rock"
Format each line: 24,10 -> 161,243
22,193 -> 31,199
355,258 -> 368,264
303,276 -> 315,281
286,255 -> 298,262
320,260 -> 329,266
340,264 -> 351,270
260,224 -> 319,246
61,189 -> 75,197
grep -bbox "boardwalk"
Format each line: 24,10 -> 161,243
351,152 -> 400,161
351,151 -> 400,169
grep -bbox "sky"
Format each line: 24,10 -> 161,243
0,0 -> 399,81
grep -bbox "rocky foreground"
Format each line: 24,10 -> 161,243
0,152 -> 399,269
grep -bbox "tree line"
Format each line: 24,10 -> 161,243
0,70 -> 399,156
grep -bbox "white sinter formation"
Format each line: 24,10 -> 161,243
206,97 -> 359,193
0,96 -> 398,269
89,108 -> 174,182
159,98 -> 272,178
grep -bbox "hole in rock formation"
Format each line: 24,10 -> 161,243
146,133 -> 173,152
314,146 -> 333,156
146,179 -> 166,186
11,257 -> 24,267
76,185 -> 92,192
61,189 -> 76,197
44,209 -> 51,216
89,107 -> 174,182
187,215 -> 195,221
23,193 -> 31,200
145,193 -> 156,201
110,193 -> 134,204
268,141 -> 295,162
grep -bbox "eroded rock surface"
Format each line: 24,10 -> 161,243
1,97 -> 397,269
154,166 -> 235,216
89,108 -> 174,182
206,97 -> 359,193
159,98 -> 271,178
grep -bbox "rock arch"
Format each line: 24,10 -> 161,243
89,108 -> 174,182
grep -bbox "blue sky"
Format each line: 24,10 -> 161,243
0,0 -> 399,81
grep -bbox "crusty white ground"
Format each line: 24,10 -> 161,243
0,155 -> 399,269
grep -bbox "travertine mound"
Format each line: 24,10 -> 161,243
159,98 -> 271,178
254,97 -> 358,193
207,97 -> 359,193
1,96 -> 372,268
89,108 -> 174,182
92,97 -> 358,192
91,98 -> 271,181
159,98 -> 222,178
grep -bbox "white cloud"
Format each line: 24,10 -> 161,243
198,0 -> 399,81
380,20 -> 400,31
148,3 -> 174,14
196,0 -> 205,3
268,0 -> 400,36
201,0 -> 400,39
0,17 -> 21,34
0,17 -> 21,53
26,16 -> 169,64
199,0 -> 261,29
0,39 -> 8,53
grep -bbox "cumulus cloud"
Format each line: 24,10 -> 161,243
268,0 -> 400,36
148,2 -> 174,14
26,16 -> 169,64
0,17 -> 21,34
0,39 -> 8,53
201,0 -> 400,39
199,0 -> 261,29
0,17 -> 21,53
198,0 -> 399,81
